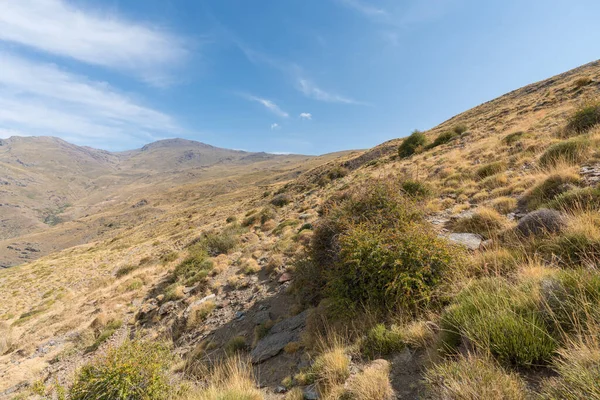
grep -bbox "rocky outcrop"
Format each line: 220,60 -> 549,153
250,310 -> 308,363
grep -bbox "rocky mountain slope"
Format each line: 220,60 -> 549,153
1,60 -> 600,399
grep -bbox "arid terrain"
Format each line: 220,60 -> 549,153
2,60 -> 600,399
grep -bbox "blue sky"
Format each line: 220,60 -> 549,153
1,1 -> 599,154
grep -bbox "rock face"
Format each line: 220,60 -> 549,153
250,310 -> 308,363
446,233 -> 483,250
516,208 -> 566,237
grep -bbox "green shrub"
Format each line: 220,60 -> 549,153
453,124 -> 468,135
225,336 -> 247,355
503,131 -> 525,145
361,324 -> 404,358
159,251 -> 178,265
524,173 -> 581,210
173,247 -> 214,286
564,100 -> 600,136
271,194 -> 292,207
539,138 -> 591,167
87,320 -> 122,353
194,225 -> 241,256
475,162 -> 506,180
115,265 -> 137,278
426,355 -> 528,400
427,131 -> 458,149
547,231 -> 600,268
329,222 -> 463,314
327,165 -> 349,180
441,278 -> 556,367
401,179 -> 432,198
242,214 -> 258,227
70,340 -> 172,400
547,186 -> 600,212
273,219 -> 300,235
259,207 -> 277,225
398,130 -> 427,158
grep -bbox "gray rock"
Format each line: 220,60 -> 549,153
253,310 -> 272,325
303,387 -> 319,400
515,208 -> 566,237
446,233 -> 483,250
159,301 -> 176,315
251,310 -> 308,363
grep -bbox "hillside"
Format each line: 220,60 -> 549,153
0,137 -> 317,267
1,60 -> 600,399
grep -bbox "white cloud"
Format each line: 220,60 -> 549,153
299,113 -> 313,120
0,53 -> 182,147
244,95 -> 289,118
297,79 -> 367,105
270,123 -> 280,130
336,0 -> 388,17
0,0 -> 187,84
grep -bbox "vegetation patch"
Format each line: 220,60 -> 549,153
475,162 -> 506,180
524,172 -> 581,210
546,186 -> 600,212
398,130 -> 427,158
563,100 -> 600,136
70,340 -> 172,400
539,138 -> 591,168
361,324 -> 404,358
450,208 -> 507,239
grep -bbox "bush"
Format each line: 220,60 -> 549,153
197,227 -> 240,256
427,131 -> 458,149
451,208 -> 507,239
401,179 -> 432,198
475,162 -> 506,180
441,278 -> 556,367
115,264 -> 137,278
361,324 -> 404,358
547,186 -> 600,212
70,340 -> 172,400
523,172 -> 581,210
426,355 -> 528,400
503,131 -> 525,145
539,138 -> 591,168
398,130 -> 427,158
564,100 -> 600,136
453,124 -> 468,135
173,247 -> 214,286
87,319 -> 122,353
271,194 -> 292,207
327,165 -> 349,180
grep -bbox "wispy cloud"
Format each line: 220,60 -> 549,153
297,79 -> 367,105
336,0 -> 388,18
243,94 -> 289,118
0,53 -> 182,147
270,123 -> 281,130
299,113 -> 313,120
0,0 -> 188,85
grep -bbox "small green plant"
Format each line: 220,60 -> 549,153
503,131 -> 525,145
271,193 -> 292,207
225,336 -> 247,355
401,179 -> 432,198
563,100 -> 600,136
546,186 -> 600,212
475,161 -> 506,180
70,340 -> 172,400
398,130 -> 427,158
173,246 -> 214,286
524,172 -> 581,210
453,124 -> 468,135
427,131 -> 458,149
115,264 -> 137,278
539,138 -> 591,167
159,250 -> 178,265
86,319 -> 123,353
361,324 -> 404,358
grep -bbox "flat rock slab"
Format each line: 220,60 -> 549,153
446,233 -> 483,250
251,310 -> 308,363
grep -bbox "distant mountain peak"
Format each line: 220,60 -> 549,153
140,138 -> 220,152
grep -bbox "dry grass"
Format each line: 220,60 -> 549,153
187,301 -> 216,329
346,360 -> 394,400
311,341 -> 351,393
426,355 -> 528,400
184,356 -> 262,400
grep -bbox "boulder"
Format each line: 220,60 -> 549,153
446,233 -> 483,250
250,310 -> 308,363
515,208 -> 566,237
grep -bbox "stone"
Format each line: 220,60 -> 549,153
275,386 -> 287,394
159,301 -> 176,315
253,310 -> 272,325
303,388 -> 319,400
278,272 -> 292,283
251,310 -> 308,363
235,311 -> 245,320
446,233 -> 483,250
515,208 -> 566,237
